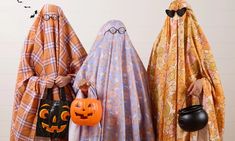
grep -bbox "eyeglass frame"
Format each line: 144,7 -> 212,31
40,14 -> 60,21
104,27 -> 126,35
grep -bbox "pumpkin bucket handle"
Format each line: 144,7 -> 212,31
88,83 -> 99,99
77,81 -> 99,99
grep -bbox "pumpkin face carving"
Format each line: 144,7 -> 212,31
36,101 -> 70,138
70,98 -> 102,126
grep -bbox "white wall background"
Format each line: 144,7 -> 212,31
0,0 -> 234,140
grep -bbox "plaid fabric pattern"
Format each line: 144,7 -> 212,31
10,4 -> 87,141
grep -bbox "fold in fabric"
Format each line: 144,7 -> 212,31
147,0 -> 225,140
10,4 -> 87,141
69,20 -> 155,141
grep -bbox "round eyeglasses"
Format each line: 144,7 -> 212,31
104,27 -> 126,35
42,14 -> 59,21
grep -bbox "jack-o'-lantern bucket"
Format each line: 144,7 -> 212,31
70,84 -> 102,126
36,87 -> 71,138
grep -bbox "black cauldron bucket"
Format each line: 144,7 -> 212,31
178,95 -> 208,132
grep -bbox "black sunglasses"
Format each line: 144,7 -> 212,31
104,27 -> 126,35
165,7 -> 187,18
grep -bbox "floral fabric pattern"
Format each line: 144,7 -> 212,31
147,0 -> 225,141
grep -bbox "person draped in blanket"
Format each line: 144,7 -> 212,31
10,4 -> 87,141
147,0 -> 225,140
69,20 -> 155,141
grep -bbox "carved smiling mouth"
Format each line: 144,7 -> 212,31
75,112 -> 93,119
42,122 -> 66,133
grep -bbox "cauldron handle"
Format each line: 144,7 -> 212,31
180,94 -> 201,110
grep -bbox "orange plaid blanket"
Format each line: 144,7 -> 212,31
10,4 -> 87,141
